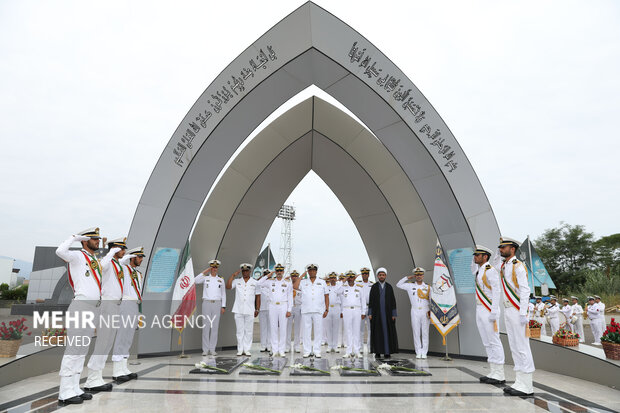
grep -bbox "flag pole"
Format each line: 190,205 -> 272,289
178,329 -> 188,358
527,235 -> 535,294
440,334 -> 452,361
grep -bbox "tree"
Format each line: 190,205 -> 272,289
535,222 -> 596,292
0,283 -> 8,292
594,233 -> 620,277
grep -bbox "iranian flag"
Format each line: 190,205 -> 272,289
429,244 -> 460,345
170,242 -> 196,341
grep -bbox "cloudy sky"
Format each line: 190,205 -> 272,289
1,1 -> 619,275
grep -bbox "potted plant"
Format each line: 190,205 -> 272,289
0,318 -> 31,357
40,328 -> 67,346
552,328 -> 579,347
601,318 -> 620,360
528,319 -> 542,339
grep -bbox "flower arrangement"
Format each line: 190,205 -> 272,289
601,318 -> 620,360
376,363 -> 425,374
553,329 -> 580,340
601,318 -> 619,344
290,363 -> 330,374
0,318 -> 31,340
528,319 -> 542,329
194,361 -> 228,373
242,363 -> 281,373
330,364 -> 376,374
41,328 -> 66,337
552,328 -> 579,347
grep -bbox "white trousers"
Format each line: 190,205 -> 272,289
411,308 -> 430,356
303,312 -> 323,355
534,316 -> 547,336
87,300 -> 120,370
590,318 -> 603,344
269,303 -> 288,354
325,304 -> 341,350
234,313 -> 254,353
343,306 -> 362,354
475,306 -> 505,365
286,306 -> 302,350
112,300 -> 139,361
338,316 -> 343,346
259,309 -> 271,350
201,299 -> 221,353
59,300 -> 99,377
359,316 -> 370,346
548,317 -> 559,335
504,306 -> 535,373
573,316 -> 585,343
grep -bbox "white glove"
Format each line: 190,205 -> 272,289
109,247 -> 121,255
519,315 -> 528,325
74,235 -> 90,242
489,312 -> 498,322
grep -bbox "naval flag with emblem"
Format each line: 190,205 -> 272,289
430,244 -> 460,345
170,241 -> 196,344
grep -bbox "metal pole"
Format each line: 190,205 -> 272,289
440,335 -> 452,361
527,235 -> 535,294
178,329 -> 189,358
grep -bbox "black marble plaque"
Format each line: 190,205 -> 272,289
372,358 -> 432,376
334,357 -> 380,376
189,356 -> 248,375
239,357 -> 287,376
289,358 -> 330,376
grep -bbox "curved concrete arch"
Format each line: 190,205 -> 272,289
128,2 -> 499,356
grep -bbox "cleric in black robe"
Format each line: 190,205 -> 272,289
368,267 -> 398,358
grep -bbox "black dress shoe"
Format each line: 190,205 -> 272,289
78,392 -> 93,400
127,373 -> 138,380
505,387 -> 533,397
84,383 -> 113,392
503,386 -> 512,393
479,376 -> 490,383
383,354 -> 391,359
485,378 -> 506,385
58,396 -> 84,405
113,375 -> 131,383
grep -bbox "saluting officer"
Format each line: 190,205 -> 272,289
570,296 -> 585,343
195,259 -> 226,356
325,272 -> 341,353
226,263 -> 261,356
85,237 -> 127,391
258,268 -> 272,352
533,296 -> 547,336
587,296 -> 602,345
111,246 -> 145,381
55,228 -> 103,405
396,267 -> 431,359
358,267 -> 373,350
258,264 -> 292,357
286,270 -> 303,353
338,270 -> 365,358
471,245 -> 505,384
496,237 -> 535,397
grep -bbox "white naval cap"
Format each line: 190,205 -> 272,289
77,227 -> 101,238
126,246 -> 145,257
498,237 -> 521,248
107,237 -> 127,249
240,263 -> 253,270
474,245 -> 493,255
413,267 -> 425,275
306,263 -> 318,270
208,259 -> 221,268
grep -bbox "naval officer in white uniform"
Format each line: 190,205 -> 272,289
226,263 -> 261,356
195,259 -> 226,356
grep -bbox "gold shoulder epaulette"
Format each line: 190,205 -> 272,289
485,264 -> 492,269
